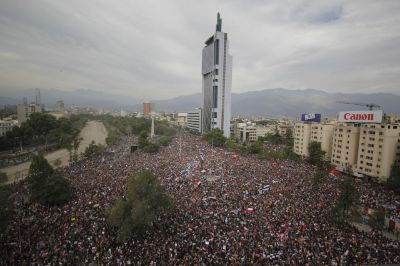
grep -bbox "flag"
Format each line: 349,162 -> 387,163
244,208 -> 254,213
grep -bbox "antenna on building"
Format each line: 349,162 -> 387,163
35,88 -> 41,105
216,12 -> 222,32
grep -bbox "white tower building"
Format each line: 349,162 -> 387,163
202,13 -> 232,137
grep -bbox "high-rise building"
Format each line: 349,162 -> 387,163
143,101 -> 153,116
187,109 -> 202,133
356,124 -> 400,182
17,103 -> 43,124
35,88 -> 41,106
202,13 -> 232,137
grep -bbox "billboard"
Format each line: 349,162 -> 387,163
301,113 -> 321,122
338,110 -> 383,123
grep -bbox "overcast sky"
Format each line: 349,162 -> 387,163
0,0 -> 399,100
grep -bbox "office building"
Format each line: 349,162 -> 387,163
232,122 -> 273,142
17,103 -> 43,124
187,109 -> 202,133
143,101 -> 153,116
176,113 -> 188,126
202,13 -> 232,137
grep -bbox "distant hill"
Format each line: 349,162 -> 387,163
133,88 -> 400,118
1,88 -> 141,109
2,88 -> 399,118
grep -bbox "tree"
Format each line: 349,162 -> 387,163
108,171 -> 173,240
308,141 -> 326,166
27,155 -> 54,201
368,209 -> 385,231
39,175 -> 71,206
142,142 -> 160,153
158,136 -> 172,146
332,176 -> 359,225
83,141 -> 106,158
313,168 -> 327,185
386,160 -> 400,191
248,141 -> 263,154
53,158 -> 62,168
203,129 -> 226,147
0,172 -> 8,184
27,155 -> 71,205
138,131 -> 149,149
284,128 -> 293,146
0,186 -> 14,233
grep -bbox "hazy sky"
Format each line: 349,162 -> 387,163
0,0 -> 399,99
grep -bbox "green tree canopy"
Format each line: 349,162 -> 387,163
386,160 -> 400,191
312,167 -> 327,185
0,172 -> 8,184
27,154 -> 71,205
27,154 -> 54,200
138,131 -> 149,149
39,175 -> 71,206
108,171 -> 173,240
0,186 -> 14,233
307,141 -> 326,166
203,129 -> 226,147
83,141 -> 106,158
333,176 -> 359,225
142,142 -> 160,153
368,209 -> 385,231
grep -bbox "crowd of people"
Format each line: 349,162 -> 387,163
1,132 -> 399,265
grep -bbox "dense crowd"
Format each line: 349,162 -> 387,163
1,132 -> 399,265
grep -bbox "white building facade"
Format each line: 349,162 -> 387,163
202,13 -> 232,137
187,109 -> 202,133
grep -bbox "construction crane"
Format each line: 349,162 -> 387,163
336,101 -> 381,110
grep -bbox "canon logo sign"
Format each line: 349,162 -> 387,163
338,110 -> 383,123
344,113 -> 374,121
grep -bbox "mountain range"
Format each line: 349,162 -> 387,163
1,88 -> 399,119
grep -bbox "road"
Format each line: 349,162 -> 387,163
1,120 -> 108,183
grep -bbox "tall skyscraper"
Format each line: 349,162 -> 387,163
202,13 -> 232,137
35,88 -> 41,105
143,101 -> 153,116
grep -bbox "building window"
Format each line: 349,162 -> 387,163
214,39 -> 219,64
212,112 -> 217,118
212,86 -> 218,108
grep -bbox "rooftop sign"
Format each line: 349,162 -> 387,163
301,113 -> 321,122
338,110 -> 383,123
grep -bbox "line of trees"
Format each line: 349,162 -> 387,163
0,113 -> 87,151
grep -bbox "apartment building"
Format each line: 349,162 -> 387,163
356,123 -> 400,182
311,123 -> 334,160
277,125 -> 293,136
294,123 -> 312,157
294,122 -> 334,159
331,123 -> 361,170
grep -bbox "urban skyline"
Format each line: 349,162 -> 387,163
1,1 -> 400,100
